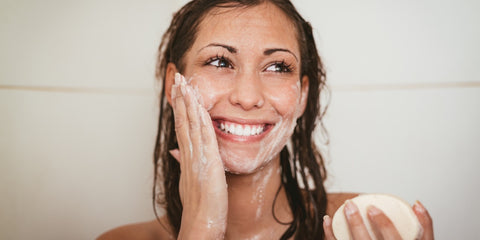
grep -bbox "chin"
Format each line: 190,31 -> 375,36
219,148 -> 280,175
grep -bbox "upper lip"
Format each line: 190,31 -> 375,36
210,115 -> 276,125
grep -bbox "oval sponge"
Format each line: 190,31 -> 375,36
332,194 -> 421,240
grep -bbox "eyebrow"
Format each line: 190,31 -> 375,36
199,43 -> 237,53
199,43 -> 298,62
264,48 -> 298,62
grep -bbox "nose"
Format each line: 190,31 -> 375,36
228,72 -> 265,110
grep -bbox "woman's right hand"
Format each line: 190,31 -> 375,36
170,73 -> 228,240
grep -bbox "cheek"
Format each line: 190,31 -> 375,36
188,73 -> 230,110
264,82 -> 301,117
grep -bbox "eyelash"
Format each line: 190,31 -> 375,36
204,54 -> 233,69
204,55 -> 294,73
266,60 -> 294,73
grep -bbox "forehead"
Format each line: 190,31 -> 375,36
193,2 -> 299,52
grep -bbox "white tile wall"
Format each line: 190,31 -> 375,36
0,0 -> 172,239
0,90 -> 159,239
1,0 -> 479,239
0,0 -> 174,89
293,0 -> 480,86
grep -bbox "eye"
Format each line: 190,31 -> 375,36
265,61 -> 293,73
205,55 -> 233,69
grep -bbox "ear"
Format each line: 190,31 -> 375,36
165,63 -> 178,106
296,75 -> 309,118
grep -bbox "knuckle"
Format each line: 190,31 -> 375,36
188,118 -> 196,125
375,217 -> 394,229
347,214 -> 364,227
189,119 -> 200,130
174,116 -> 186,129
370,212 -> 393,229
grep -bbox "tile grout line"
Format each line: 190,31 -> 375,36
0,85 -> 155,96
0,81 -> 479,95
330,81 -> 480,92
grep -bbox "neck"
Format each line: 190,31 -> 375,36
224,157 -> 292,239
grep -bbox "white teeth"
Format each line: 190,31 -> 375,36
219,122 -> 265,136
244,126 -> 251,136
235,125 -> 242,135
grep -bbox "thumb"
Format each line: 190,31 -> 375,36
169,149 -> 181,163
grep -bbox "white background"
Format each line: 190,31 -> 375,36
1,0 -> 479,239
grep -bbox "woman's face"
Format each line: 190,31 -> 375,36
170,3 -> 308,174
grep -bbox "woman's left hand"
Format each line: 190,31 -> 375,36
323,200 -> 434,240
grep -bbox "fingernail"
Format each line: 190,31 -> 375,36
414,200 -> 426,213
367,205 -> 382,217
344,200 -> 358,219
323,215 -> 331,227
175,73 -> 187,96
169,149 -> 180,161
175,72 -> 181,85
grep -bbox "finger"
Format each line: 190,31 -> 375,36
413,201 -> 434,240
172,83 -> 190,168
169,149 -> 181,163
344,200 -> 371,240
199,105 -> 221,165
367,206 -> 402,240
184,84 -> 203,165
323,215 -> 337,240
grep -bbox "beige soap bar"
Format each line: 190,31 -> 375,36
332,194 -> 422,240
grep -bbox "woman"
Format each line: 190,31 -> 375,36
99,0 -> 434,239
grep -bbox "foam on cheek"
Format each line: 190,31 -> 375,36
294,80 -> 306,117
247,83 -> 301,172
287,80 -> 302,116
218,80 -> 302,174
257,114 -> 296,162
189,73 -> 218,111
220,109 -> 297,174
266,81 -> 300,108
185,72 -> 303,175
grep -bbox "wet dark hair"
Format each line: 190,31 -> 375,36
153,0 -> 328,239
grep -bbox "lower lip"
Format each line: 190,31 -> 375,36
212,121 -> 273,143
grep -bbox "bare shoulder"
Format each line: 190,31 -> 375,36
97,217 -> 174,240
326,192 -> 359,216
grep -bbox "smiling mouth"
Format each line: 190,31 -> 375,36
213,120 -> 273,137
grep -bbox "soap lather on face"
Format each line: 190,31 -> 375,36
175,3 -> 308,175
187,74 -> 304,174
183,73 -> 304,174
